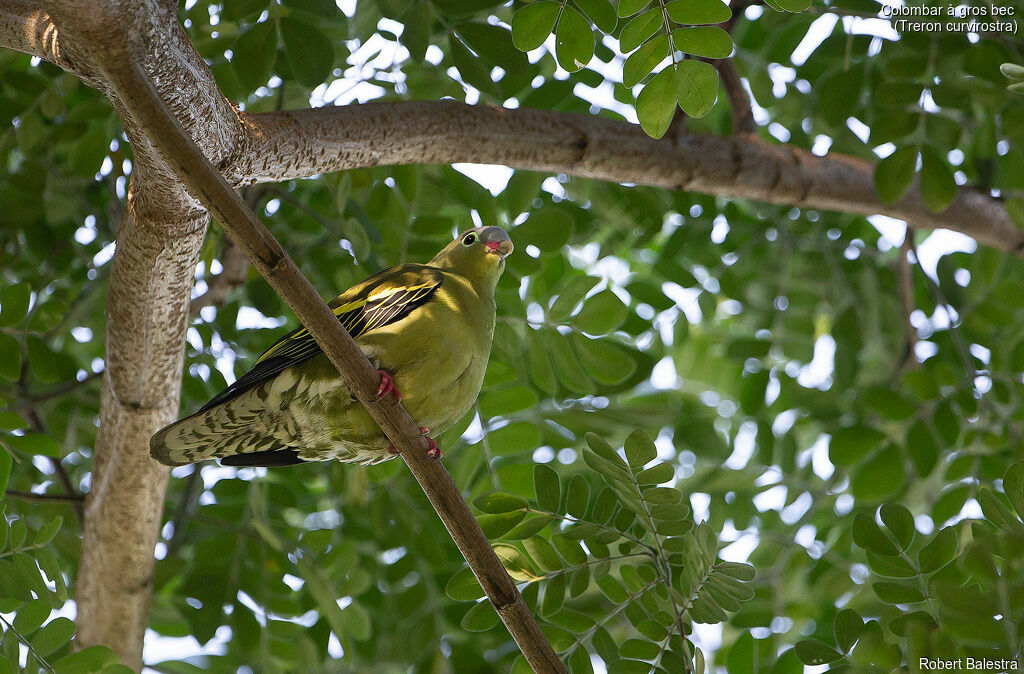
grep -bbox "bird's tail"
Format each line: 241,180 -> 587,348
149,392 -> 291,466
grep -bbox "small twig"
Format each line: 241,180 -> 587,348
22,401 -> 85,524
18,371 -> 103,403
714,58 -> 756,134
5,489 -> 87,504
164,467 -> 202,557
712,0 -> 756,134
188,241 -> 249,319
892,233 -> 918,384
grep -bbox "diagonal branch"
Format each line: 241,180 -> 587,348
82,11 -> 566,674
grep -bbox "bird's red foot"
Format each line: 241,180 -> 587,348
375,369 -> 401,402
386,435 -> 442,459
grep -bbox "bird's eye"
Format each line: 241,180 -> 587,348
462,233 -> 477,246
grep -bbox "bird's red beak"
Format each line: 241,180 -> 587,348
484,239 -> 514,257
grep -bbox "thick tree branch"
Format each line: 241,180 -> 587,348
78,9 -> 567,674
230,103 -> 1022,253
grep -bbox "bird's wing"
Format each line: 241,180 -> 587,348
197,265 -> 443,413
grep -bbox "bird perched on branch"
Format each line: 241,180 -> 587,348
150,227 -> 513,467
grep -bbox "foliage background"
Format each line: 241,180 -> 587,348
1,0 -> 1024,671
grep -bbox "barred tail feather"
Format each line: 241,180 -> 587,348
149,388 -> 296,466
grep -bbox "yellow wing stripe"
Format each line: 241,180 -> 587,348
253,281 -> 438,365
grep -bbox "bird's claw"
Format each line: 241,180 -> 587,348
375,369 -> 401,402
386,435 -> 442,459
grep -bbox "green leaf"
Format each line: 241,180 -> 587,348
793,639 -> 842,665
478,511 -> 528,538
449,37 -> 502,98
0,450 -> 9,498
0,334 -> 21,381
512,2 -> 561,51
617,0 -> 650,17
33,516 -> 62,546
514,208 -> 572,252
623,35 -> 670,88
852,513 -> 900,556
868,552 -> 916,579
0,283 -> 31,327
555,6 -> 594,72
665,0 -> 731,24
52,646 -> 118,674
874,146 -> 917,204
919,145 -> 955,212
549,275 -> 600,321
343,601 -> 372,641
818,68 -> 863,126
574,289 -> 628,334
2,432 -> 61,457
624,430 -> 657,468
833,608 -> 863,653
1002,63 -> 1024,79
829,425 -> 886,466
546,331 -> 594,394
619,9 -> 662,53
671,27 -> 732,59
621,638 -> 660,659
906,420 -> 939,477
526,329 -> 558,394
918,526 -> 957,573
504,514 -> 554,539
1004,460 -> 1024,522
873,582 -> 924,605
232,20 -> 278,91
851,445 -> 905,502
13,599 -> 51,634
457,23 -> 527,72
523,536 -> 563,572
878,504 -> 914,550
574,0 -> 617,32
572,335 -> 637,385
446,567 -> 485,601
279,17 -> 334,88
403,2 -> 432,61
552,535 -> 587,564
675,59 -> 718,118
566,475 -> 590,518
534,463 -> 561,512
461,600 -> 500,632
31,617 -> 75,656
636,67 -> 676,139
541,572 -> 566,616
474,492 -> 528,514
636,462 -> 674,485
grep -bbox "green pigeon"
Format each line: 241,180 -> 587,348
150,227 -> 513,467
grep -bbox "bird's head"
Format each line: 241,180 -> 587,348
430,226 -> 513,289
